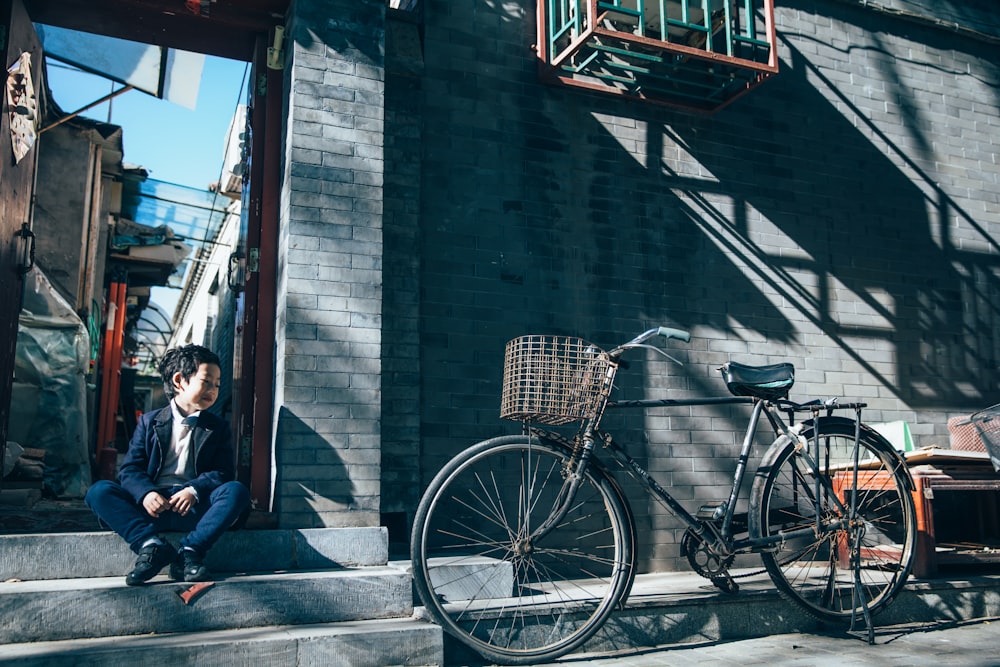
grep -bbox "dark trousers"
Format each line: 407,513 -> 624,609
85,480 -> 250,555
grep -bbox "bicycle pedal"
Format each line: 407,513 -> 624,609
710,573 -> 739,595
696,501 -> 727,521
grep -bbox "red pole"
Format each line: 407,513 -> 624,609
95,282 -> 118,458
96,281 -> 126,480
107,282 -> 127,436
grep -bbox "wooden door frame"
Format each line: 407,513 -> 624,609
235,34 -> 281,514
0,0 -> 42,472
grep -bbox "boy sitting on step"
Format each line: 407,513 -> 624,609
85,344 -> 250,586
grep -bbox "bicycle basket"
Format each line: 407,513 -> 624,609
500,335 -> 613,425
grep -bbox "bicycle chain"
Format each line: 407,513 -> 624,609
733,537 -> 830,580
728,549 -> 832,580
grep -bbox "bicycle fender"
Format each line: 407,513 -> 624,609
781,417 -> 915,493
526,427 -> 631,492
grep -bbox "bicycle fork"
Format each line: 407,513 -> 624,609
521,432 -> 598,547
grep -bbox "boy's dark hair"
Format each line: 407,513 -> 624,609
158,344 -> 221,398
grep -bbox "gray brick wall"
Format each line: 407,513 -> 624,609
267,0 -> 998,569
273,0 -> 385,528
381,0 -> 1000,571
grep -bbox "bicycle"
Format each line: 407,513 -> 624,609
410,327 -> 917,665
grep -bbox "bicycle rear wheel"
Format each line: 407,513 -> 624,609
750,417 -> 915,623
410,434 -> 634,665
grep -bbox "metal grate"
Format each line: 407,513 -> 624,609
538,0 -> 777,112
500,335 -> 614,425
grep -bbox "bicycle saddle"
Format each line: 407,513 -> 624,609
719,361 -> 794,401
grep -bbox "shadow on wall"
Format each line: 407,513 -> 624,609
658,3 -> 1000,409
407,0 -> 1000,572
292,0 -> 386,69
273,407 -> 356,527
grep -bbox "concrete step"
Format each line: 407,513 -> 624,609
0,528 -> 446,665
0,617 -> 443,667
0,566 -> 415,643
6,527 -> 999,665
0,527 -> 389,581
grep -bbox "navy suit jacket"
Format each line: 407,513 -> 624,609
117,405 -> 237,505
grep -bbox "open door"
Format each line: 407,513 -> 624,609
0,0 -> 41,463
231,32 -> 280,515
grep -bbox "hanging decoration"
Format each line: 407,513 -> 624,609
6,51 -> 37,164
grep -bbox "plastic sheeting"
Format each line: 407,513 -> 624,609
9,268 -> 91,498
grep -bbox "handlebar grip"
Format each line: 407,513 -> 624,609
657,327 -> 691,342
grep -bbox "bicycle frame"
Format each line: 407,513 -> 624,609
601,395 -> 763,553
535,394 -> 864,560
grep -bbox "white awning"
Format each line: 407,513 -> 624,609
35,24 -> 204,109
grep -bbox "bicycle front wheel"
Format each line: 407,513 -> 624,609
750,417 -> 916,623
410,434 -> 634,665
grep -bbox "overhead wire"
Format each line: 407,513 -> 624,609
170,60 -> 251,327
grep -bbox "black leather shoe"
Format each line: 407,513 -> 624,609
170,548 -> 211,582
125,542 -> 174,586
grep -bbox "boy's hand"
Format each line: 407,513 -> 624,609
168,488 -> 198,515
142,491 -> 170,517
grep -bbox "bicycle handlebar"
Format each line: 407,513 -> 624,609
656,326 -> 691,342
609,326 -> 691,363
621,326 -> 691,348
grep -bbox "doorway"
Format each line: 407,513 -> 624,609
0,0 -> 286,530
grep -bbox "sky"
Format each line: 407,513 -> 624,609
45,54 -> 250,189
44,47 -> 251,318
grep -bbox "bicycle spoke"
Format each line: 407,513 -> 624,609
411,436 -> 633,664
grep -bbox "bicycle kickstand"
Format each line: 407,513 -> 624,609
847,405 -> 875,645
847,560 -> 875,644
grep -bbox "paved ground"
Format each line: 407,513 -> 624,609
524,619 -> 1000,667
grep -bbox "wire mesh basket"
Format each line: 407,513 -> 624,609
947,415 -> 984,452
969,404 -> 1000,471
500,335 -> 614,425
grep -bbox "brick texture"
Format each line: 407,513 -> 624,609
273,0 -> 1000,570
381,0 -> 1000,571
274,0 -> 385,529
